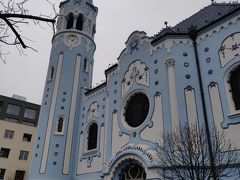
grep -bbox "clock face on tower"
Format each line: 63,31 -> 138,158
64,34 -> 80,49
219,32 -> 240,67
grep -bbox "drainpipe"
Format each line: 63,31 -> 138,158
189,29 -> 217,180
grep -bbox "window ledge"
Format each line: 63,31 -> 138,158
82,149 -> 98,156
229,110 -> 240,118
54,132 -> 64,136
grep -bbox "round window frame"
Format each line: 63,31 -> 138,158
122,92 -> 150,129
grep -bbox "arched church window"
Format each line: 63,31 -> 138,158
76,14 -> 84,31
56,117 -> 64,133
87,123 -> 98,150
48,66 -> 54,81
66,13 -> 74,29
230,67 -> 240,110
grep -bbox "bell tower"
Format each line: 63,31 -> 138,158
29,0 -> 98,179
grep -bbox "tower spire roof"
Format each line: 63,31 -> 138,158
60,0 -> 93,7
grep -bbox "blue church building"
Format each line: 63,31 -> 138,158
30,0 -> 240,179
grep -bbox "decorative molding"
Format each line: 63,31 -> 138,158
165,58 -> 175,68
122,60 -> 149,97
64,33 -> 81,49
118,31 -> 153,63
196,15 -> 240,44
219,32 -> 240,68
166,58 -> 180,131
84,88 -> 106,101
104,144 -> 158,175
87,101 -> 100,120
150,39 -> 192,55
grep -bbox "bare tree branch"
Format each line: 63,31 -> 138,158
155,123 -> 240,179
0,0 -> 57,62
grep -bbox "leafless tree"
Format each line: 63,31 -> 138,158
155,123 -> 239,180
0,0 -> 56,63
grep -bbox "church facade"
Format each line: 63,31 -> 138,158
29,0 -> 240,179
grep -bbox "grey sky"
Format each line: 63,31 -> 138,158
0,0 -> 233,104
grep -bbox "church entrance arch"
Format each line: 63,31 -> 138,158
119,163 -> 146,180
113,160 -> 146,180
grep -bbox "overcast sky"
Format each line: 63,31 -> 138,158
0,0 -> 236,104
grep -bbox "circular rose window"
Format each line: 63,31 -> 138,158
125,93 -> 149,128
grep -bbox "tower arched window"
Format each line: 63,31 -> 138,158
56,117 -> 64,134
66,13 -> 74,29
92,24 -> 96,37
230,67 -> 240,110
87,123 -> 98,150
76,14 -> 84,31
48,66 -> 54,81
83,58 -> 88,72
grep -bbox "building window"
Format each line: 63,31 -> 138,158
48,66 -> 54,81
22,121 -> 35,126
87,123 -> 98,150
76,14 -> 84,31
230,67 -> 240,110
56,117 -> 64,134
22,133 -> 32,142
14,170 -> 25,180
0,148 -> 10,158
83,58 -> 88,72
66,13 -> 74,29
24,108 -> 36,119
4,130 -> 14,139
0,101 -> 3,112
19,150 -> 29,160
6,104 -> 20,116
125,93 -> 149,128
0,169 -> 6,180
4,117 -> 18,123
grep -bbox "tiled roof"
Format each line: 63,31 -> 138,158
154,2 -> 240,40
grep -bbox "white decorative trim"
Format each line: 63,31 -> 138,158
219,32 -> 240,67
185,87 -> 198,126
140,93 -> 163,141
122,60 -> 149,97
63,55 -> 81,174
103,92 -> 110,165
77,131 -> 84,174
196,15 -> 240,44
150,39 -> 192,55
209,84 -> 224,129
118,31 -> 153,63
165,58 -> 180,131
104,144 -> 158,176
87,102 -> 100,120
224,63 -> 240,115
40,53 -> 63,174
